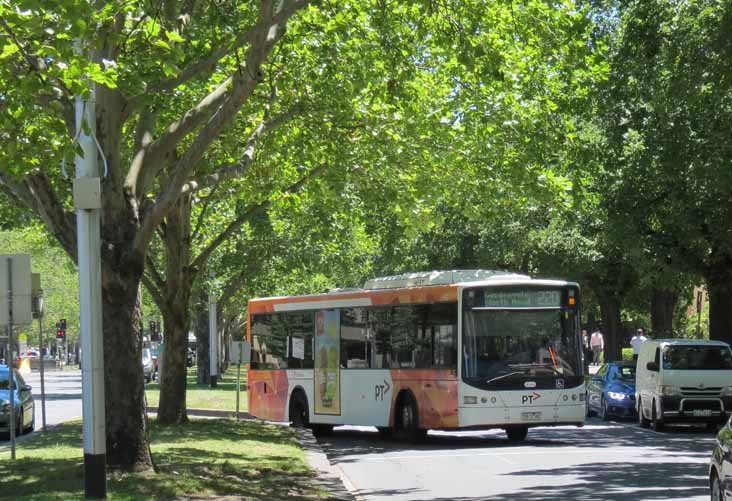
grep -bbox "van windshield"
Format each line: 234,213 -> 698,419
662,345 -> 732,370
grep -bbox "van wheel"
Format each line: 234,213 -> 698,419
506,426 -> 529,443
637,398 -> 650,428
289,392 -> 309,428
651,400 -> 665,432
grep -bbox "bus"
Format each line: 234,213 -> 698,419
247,270 -> 585,442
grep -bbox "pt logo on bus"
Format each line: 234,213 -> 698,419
522,392 -> 541,405
375,380 -> 391,401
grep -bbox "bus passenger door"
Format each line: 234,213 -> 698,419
314,310 -> 341,415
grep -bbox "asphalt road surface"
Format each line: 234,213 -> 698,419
318,418 -> 717,501
1,368 -> 82,448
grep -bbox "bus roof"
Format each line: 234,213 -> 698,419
248,270 -> 578,314
363,269 -> 527,289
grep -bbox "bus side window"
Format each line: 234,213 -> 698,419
367,307 -> 392,369
430,303 -> 458,369
340,307 -> 368,368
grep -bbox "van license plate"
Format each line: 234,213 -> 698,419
521,412 -> 542,421
692,410 -> 712,417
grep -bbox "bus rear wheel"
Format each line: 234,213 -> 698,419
394,395 -> 426,442
289,392 -> 309,429
505,426 -> 528,443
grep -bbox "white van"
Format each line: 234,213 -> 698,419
635,339 -> 732,430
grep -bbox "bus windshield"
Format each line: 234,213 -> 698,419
462,308 -> 581,390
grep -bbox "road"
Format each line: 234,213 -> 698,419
318,418 -> 716,500
1,368 -> 82,447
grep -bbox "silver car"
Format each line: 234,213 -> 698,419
142,348 -> 154,383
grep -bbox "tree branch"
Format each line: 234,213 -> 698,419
128,31 -> 254,107
124,76 -> 233,202
181,104 -> 301,196
190,162 -> 328,271
134,0 -> 313,256
141,273 -> 167,314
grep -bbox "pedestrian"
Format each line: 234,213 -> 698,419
590,328 -> 604,364
630,328 -> 647,363
581,329 -> 592,373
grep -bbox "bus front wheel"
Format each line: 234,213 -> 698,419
505,426 -> 528,443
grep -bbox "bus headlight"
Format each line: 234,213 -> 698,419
607,392 -> 626,401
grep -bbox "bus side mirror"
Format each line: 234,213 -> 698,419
646,361 -> 659,372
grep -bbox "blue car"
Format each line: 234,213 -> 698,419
0,364 -> 35,437
587,362 -> 637,420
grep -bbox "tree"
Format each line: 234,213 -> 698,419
600,0 -> 732,342
0,0 -> 313,470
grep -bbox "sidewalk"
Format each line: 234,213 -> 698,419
145,407 -> 354,498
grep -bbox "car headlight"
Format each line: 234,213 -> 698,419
660,385 -> 680,397
722,386 -> 732,397
607,392 -> 626,400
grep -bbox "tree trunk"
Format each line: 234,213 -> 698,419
707,276 -> 732,344
157,304 -> 190,424
194,294 -> 210,385
157,196 -> 193,424
102,267 -> 152,471
597,290 -> 623,362
650,288 -> 678,338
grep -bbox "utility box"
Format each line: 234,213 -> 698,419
73,177 -> 102,210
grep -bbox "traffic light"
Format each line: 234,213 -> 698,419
56,318 -> 67,339
149,320 -> 160,342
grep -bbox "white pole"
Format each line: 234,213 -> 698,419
38,304 -> 47,431
6,258 -> 16,460
75,57 -> 106,497
209,293 -> 218,387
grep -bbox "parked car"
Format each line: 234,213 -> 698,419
709,414 -> 732,501
0,364 -> 35,437
142,348 -> 154,383
636,339 -> 732,431
587,362 -> 637,420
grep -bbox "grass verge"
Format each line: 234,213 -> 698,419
145,366 -> 247,412
0,419 -> 328,500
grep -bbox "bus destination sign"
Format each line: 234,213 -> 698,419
484,289 -> 561,308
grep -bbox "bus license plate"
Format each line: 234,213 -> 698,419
692,409 -> 712,417
521,412 -> 542,421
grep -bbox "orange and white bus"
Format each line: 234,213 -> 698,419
247,270 -> 585,442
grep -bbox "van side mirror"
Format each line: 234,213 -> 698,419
646,361 -> 659,372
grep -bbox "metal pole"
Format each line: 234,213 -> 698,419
38,304 -> 47,431
7,258 -> 16,460
236,362 -> 240,420
209,293 -> 218,388
75,55 -> 106,498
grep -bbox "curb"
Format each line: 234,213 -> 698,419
296,429 -> 356,501
146,407 -> 254,419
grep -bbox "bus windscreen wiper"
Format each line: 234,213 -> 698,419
485,371 -> 526,384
